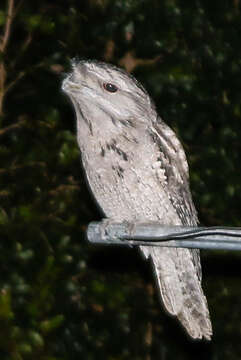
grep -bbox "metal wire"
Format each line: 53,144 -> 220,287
87,221 -> 241,251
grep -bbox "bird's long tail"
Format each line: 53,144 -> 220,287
141,246 -> 212,340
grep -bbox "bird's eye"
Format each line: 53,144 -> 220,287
103,83 -> 118,93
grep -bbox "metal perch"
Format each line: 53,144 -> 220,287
87,220 -> 241,251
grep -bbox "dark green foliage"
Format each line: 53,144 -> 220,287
1,0 -> 241,359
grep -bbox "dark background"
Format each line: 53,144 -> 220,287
1,0 -> 241,359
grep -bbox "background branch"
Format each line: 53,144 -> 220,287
0,0 -> 15,52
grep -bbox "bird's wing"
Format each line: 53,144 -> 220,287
141,117 -> 212,339
149,117 -> 202,276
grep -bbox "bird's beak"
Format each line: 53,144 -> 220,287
62,73 -> 81,95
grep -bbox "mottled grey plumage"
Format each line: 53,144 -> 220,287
62,59 -> 212,340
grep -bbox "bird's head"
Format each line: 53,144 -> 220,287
62,59 -> 156,139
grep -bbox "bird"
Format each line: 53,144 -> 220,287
62,59 -> 212,340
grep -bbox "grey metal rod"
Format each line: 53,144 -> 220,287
87,221 -> 241,251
